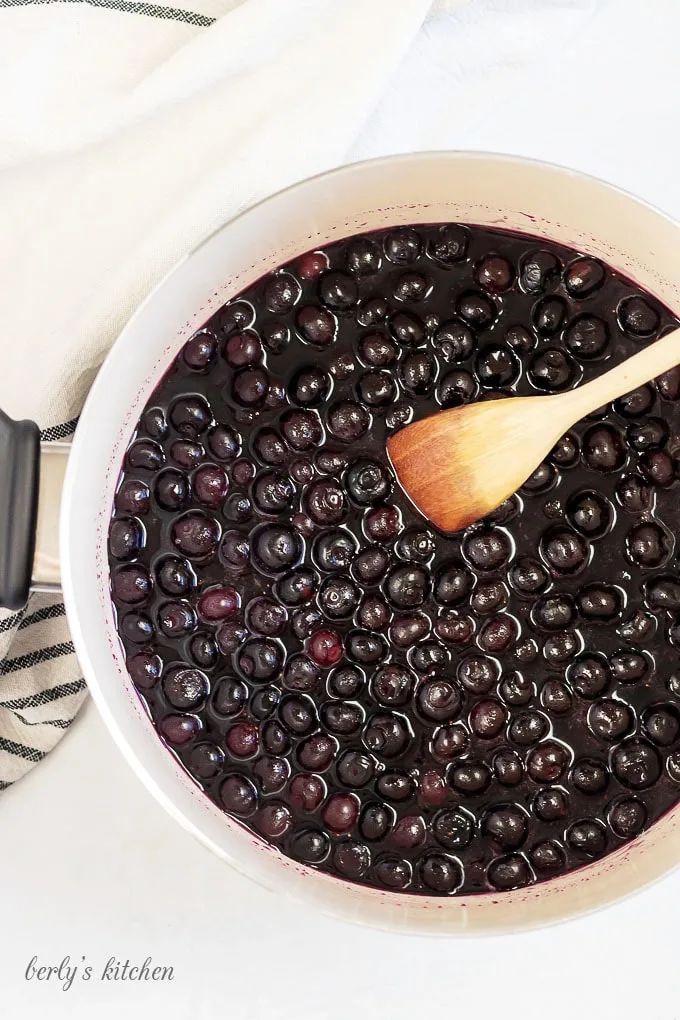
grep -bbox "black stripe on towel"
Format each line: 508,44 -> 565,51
0,678 -> 87,710
18,602 -> 67,630
39,418 -> 79,442
0,0 -> 216,26
0,737 -> 47,762
0,641 -> 75,677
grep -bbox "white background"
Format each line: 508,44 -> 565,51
5,1 -> 680,1017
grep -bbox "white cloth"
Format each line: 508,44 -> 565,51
2,0 -> 680,785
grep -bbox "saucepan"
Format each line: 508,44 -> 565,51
4,152 -> 680,934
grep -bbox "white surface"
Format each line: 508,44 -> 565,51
6,0 -> 680,1016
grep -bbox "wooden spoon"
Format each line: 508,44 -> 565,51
387,327 -> 680,534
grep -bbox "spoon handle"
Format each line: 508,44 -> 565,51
563,324 -> 680,417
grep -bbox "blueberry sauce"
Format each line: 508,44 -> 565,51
109,223 -> 680,895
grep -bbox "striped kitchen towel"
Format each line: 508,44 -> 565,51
0,0 -> 445,788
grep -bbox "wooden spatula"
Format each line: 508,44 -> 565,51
387,327 -> 680,534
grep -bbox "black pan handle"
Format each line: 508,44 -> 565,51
0,409 -> 40,611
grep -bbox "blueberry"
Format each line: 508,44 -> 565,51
126,440 -> 164,472
318,271 -> 358,310
375,772 -> 414,802
483,804 -> 528,850
568,654 -> 610,699
127,652 -> 162,690
251,524 -> 302,575
388,311 -> 426,347
384,227 -> 421,264
608,798 -> 647,839
289,366 -> 331,407
577,584 -> 623,622
347,236 -> 382,275
508,557 -> 549,597
352,545 -> 389,585
356,297 -> 389,326
509,711 -> 549,747
261,320 -> 290,354
297,733 -> 338,772
564,257 -> 605,297
656,366 -> 680,401
456,291 -> 496,330
505,324 -> 536,353
327,400 -> 370,443
208,424 -> 241,461
492,748 -> 524,786
417,678 -> 462,722
359,802 -> 395,841
526,741 -> 571,782
616,474 -> 653,513
283,654 -> 322,693
566,819 -> 607,858
220,775 -> 257,817
627,522 -> 672,568
528,349 -> 578,391
237,639 -> 283,682
297,305 -> 337,346
356,370 -> 398,408
643,704 -> 680,746
469,699 -> 506,739
280,409 -> 323,451
278,695 -> 317,736
313,529 -> 359,572
428,224 -> 469,264
457,654 -> 499,694
487,854 -> 532,890
463,528 -> 512,571
390,613 -> 431,648
449,761 -> 491,796
419,853 -> 462,893
169,395 -> 212,436
531,593 -> 576,631
400,352 -> 436,394
540,526 -> 589,574
431,723 -> 469,763
108,518 -> 143,561
359,331 -> 398,367
158,600 -> 196,638
371,665 -> 415,707
290,829 -> 330,864
385,563 -> 429,608
533,788 -> 570,822
363,713 -> 411,758
619,296 -> 660,338
318,575 -> 361,619
327,665 -> 364,699
566,490 -> 612,538
142,407 -> 167,438
288,773 -> 325,812
333,841 -> 371,879
437,369 -> 478,408
115,479 -> 150,516
533,297 -> 567,336
189,742 -> 224,780
615,384 -> 655,418
307,628 -> 344,668
337,751 -> 375,788
432,319 -> 474,363
393,271 -> 429,303
264,272 -> 301,313
529,841 -> 565,874
475,345 -> 520,387
571,759 -> 608,795
519,250 -> 561,293
363,505 -> 402,543
475,254 -> 514,292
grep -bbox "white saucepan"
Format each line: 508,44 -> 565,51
6,152 -> 680,935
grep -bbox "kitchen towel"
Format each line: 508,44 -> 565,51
0,0 -> 445,789
2,0 -> 674,790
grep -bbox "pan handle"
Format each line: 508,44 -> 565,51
0,411 -> 68,611
0,409 -> 40,610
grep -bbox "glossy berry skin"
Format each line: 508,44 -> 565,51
112,221 -> 680,898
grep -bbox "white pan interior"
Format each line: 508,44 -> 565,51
61,152 -> 680,935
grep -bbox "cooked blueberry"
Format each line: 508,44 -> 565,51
619,296 -> 660,338
384,227 -> 421,264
